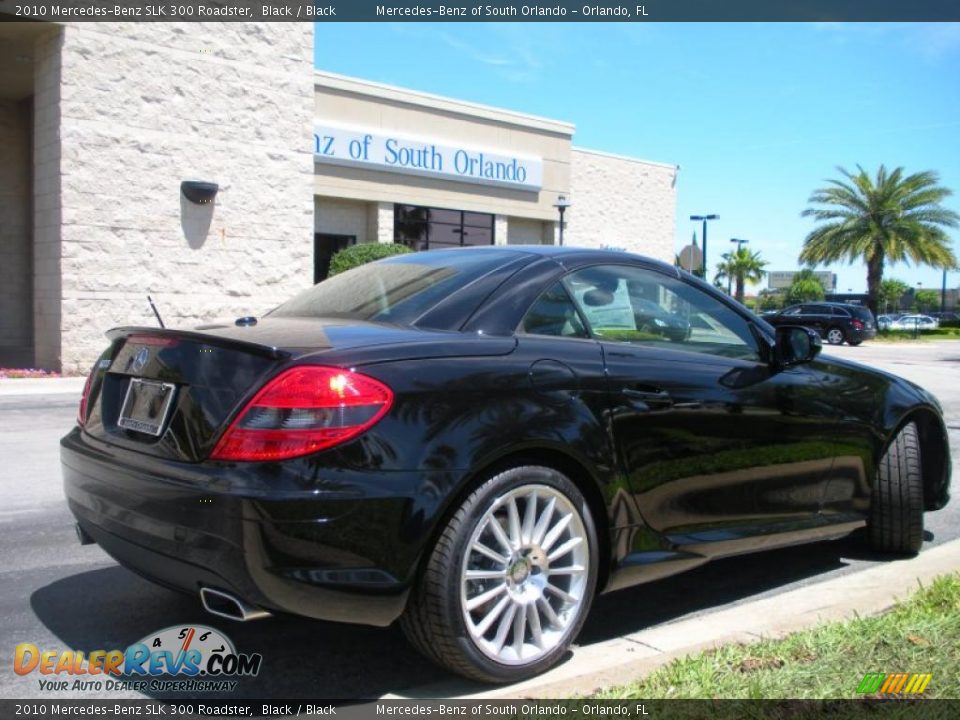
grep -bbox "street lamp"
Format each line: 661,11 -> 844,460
554,195 -> 571,246
690,214 -> 719,279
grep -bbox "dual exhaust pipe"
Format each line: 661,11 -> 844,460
75,523 -> 271,623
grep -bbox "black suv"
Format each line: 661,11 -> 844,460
767,302 -> 877,346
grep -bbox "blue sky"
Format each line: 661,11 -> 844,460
314,22 -> 960,294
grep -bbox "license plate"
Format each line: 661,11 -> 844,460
118,379 -> 177,436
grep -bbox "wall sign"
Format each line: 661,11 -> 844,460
314,123 -> 543,191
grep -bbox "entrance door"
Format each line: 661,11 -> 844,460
314,234 -> 356,283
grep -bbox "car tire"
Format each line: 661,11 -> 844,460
867,422 -> 924,555
826,327 -> 845,345
847,336 -> 863,346
401,465 -> 598,683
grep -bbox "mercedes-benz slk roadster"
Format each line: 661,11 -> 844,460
62,246 -> 951,683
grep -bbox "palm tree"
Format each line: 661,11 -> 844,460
799,165 -> 959,316
713,247 -> 768,304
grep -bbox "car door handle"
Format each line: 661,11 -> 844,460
622,388 -> 674,406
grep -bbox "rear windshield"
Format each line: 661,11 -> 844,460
268,248 -> 519,324
847,305 -> 875,321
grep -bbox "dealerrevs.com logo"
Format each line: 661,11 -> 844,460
14,625 -> 262,693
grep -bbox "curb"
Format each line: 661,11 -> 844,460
389,538 -> 960,699
0,377 -> 87,397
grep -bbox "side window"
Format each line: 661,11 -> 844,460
782,306 -> 803,316
564,265 -> 760,361
520,282 -> 589,339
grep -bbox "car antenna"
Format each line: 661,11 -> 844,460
147,295 -> 166,329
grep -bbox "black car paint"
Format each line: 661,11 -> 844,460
61,247 -> 951,628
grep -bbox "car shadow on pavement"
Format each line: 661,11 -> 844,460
579,533 -> 881,645
31,532 -> 899,699
30,566 -> 445,700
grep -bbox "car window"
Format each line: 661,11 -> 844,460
805,304 -> 829,314
520,283 -> 589,339
831,306 -> 851,317
781,306 -> 803,316
269,249 -> 517,323
563,265 -> 760,361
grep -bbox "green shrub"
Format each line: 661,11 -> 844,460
328,242 -> 412,276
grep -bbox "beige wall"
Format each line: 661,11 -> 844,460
0,98 -> 32,365
314,72 -> 573,223
507,217 -> 548,245
568,147 -> 677,263
48,22 -> 315,372
315,197 -> 370,240
33,28 -> 62,371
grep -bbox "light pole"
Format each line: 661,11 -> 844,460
728,238 -> 749,294
554,195 -> 571,246
690,214 -> 718,279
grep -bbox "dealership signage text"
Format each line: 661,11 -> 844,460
314,124 -> 543,191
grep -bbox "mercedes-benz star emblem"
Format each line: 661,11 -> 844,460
132,347 -> 150,373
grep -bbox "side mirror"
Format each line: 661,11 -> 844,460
775,325 -> 821,367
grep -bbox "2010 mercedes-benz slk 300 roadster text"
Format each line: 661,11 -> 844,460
62,246 -> 951,683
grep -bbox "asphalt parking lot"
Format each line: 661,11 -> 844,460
1,340 -> 957,701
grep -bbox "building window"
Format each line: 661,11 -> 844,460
394,205 -> 495,250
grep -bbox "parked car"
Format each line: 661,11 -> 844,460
876,314 -> 903,331
896,314 -> 939,330
767,302 -> 877,345
62,247 -> 951,683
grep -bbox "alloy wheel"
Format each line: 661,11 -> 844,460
459,484 -> 590,665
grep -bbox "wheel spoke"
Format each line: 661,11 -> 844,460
541,512 -> 573,553
531,496 -> 556,545
473,595 -> 510,636
465,582 -> 506,611
488,516 -> 513,554
527,603 -> 544,649
465,568 -> 507,580
493,603 -> 517,653
521,490 -> 537,544
471,541 -> 508,566
507,497 -> 522,547
548,565 -> 586,576
513,605 -> 526,659
545,582 -> 576,606
547,536 -> 583,563
538,597 -> 562,629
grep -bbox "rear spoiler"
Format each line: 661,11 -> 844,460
106,326 -> 291,361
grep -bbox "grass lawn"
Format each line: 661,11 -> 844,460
595,573 -> 960,700
872,327 -> 960,342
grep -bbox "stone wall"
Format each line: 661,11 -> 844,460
569,147 -> 677,263
54,23 -> 315,372
0,99 -> 33,366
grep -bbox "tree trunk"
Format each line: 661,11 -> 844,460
735,275 -> 745,304
866,251 -> 884,317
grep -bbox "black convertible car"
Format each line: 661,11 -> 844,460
62,246 -> 951,683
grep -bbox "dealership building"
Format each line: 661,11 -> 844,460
0,21 -> 678,373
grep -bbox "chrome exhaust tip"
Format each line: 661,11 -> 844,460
199,587 -> 272,622
75,523 -> 95,546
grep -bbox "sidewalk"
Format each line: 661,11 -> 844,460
391,538 -> 960,699
0,377 -> 87,397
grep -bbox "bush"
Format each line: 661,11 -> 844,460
328,243 -> 412,276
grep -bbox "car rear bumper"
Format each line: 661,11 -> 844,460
61,427 -> 448,627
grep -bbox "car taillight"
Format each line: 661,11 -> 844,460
851,319 -> 864,330
78,373 -> 94,426
210,366 -> 393,462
